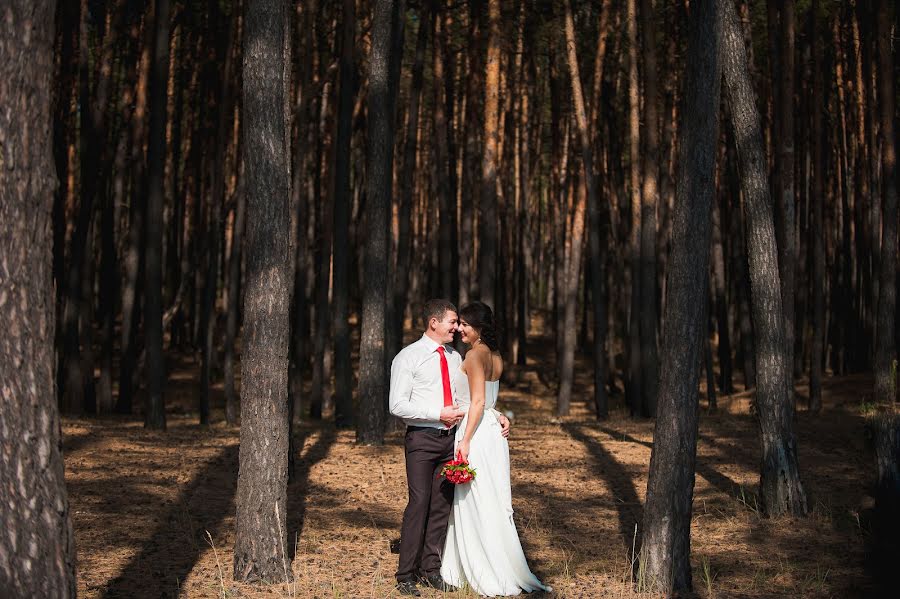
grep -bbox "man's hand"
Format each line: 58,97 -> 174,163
439,404 -> 465,428
498,413 -> 511,438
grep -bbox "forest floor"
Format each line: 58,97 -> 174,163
63,328 -> 884,598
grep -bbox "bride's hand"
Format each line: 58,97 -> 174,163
457,440 -> 471,463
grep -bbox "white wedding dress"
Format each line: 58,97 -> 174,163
440,374 -> 550,596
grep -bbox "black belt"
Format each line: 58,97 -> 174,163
407,425 -> 457,437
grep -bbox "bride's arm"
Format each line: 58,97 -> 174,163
457,352 -> 486,462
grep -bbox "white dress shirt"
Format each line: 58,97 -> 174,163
389,333 -> 464,428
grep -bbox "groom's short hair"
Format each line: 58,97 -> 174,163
422,299 -> 457,328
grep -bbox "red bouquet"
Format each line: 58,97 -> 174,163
440,454 -> 477,484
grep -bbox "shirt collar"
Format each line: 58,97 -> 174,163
420,333 -> 453,355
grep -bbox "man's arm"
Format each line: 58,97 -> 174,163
388,356 -> 442,422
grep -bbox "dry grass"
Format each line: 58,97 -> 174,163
63,342 -> 879,598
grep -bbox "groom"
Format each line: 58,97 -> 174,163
389,299 -> 509,596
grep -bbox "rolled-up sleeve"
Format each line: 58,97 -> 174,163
389,355 -> 442,422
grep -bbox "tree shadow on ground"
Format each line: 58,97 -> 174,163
598,425 -> 747,501
564,424 -> 644,555
101,442 -> 240,599
285,425 -> 337,559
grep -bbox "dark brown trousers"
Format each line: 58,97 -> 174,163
395,427 -> 455,582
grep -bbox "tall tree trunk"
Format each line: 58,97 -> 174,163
332,0 -> 356,428
357,0 -> 402,445
640,0 -> 661,416
873,0 -> 898,404
0,1 -> 78,593
200,8 -> 238,427
144,0 -> 171,430
224,174 -> 246,426
777,0 -> 797,398
233,0 -> 293,582
639,0 -> 720,592
117,15 -> 153,415
626,0 -> 643,417
711,194 -> 733,394
478,0 -> 501,309
721,0 -> 807,517
558,0 -> 597,417
809,0 -> 825,413
433,2 -> 456,304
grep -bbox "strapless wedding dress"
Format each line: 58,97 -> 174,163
440,377 -> 550,596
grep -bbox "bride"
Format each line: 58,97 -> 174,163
440,301 -> 550,596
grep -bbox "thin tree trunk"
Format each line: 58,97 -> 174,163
639,0 -> 660,416
200,8 -> 237,426
711,194 -> 733,394
626,0 -> 643,417
144,0 -> 171,430
721,0 -> 807,517
117,13 -> 152,415
873,0 -> 898,404
639,1 -> 721,591
332,0 -> 356,428
478,0 -> 501,309
357,0 -> 402,445
778,0 -> 797,402
0,2 -> 78,593
559,0 -> 600,418
233,0 -> 293,583
809,0 -> 825,413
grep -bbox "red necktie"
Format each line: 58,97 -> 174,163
436,346 -> 453,407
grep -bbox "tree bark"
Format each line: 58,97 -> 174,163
233,0 -> 293,582
144,0 -> 171,430
478,0 -> 501,309
809,0 -> 825,413
332,0 -> 356,428
639,0 -> 720,592
777,0 -> 797,395
626,0 -> 643,417
721,0 -> 808,517
558,0 -> 599,418
0,1 -> 78,593
639,0 -> 660,416
873,0 -> 898,404
357,0 -> 402,445
201,6 -> 238,426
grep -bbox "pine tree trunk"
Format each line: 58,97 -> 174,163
224,177 -> 246,426
721,0 -> 807,517
233,0 -> 293,582
116,19 -> 152,414
357,0 -> 402,445
639,0 -> 660,416
332,0 -> 356,428
639,1 -> 721,591
626,0 -> 643,417
433,3 -> 456,305
144,0 -> 171,430
558,0 -> 597,418
777,0 -> 797,398
809,0 -> 825,413
873,0 -> 898,404
478,0 -> 501,309
0,1 -> 78,593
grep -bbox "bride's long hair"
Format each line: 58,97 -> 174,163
458,301 -> 501,352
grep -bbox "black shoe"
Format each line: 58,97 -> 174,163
396,580 -> 421,596
421,574 -> 458,592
